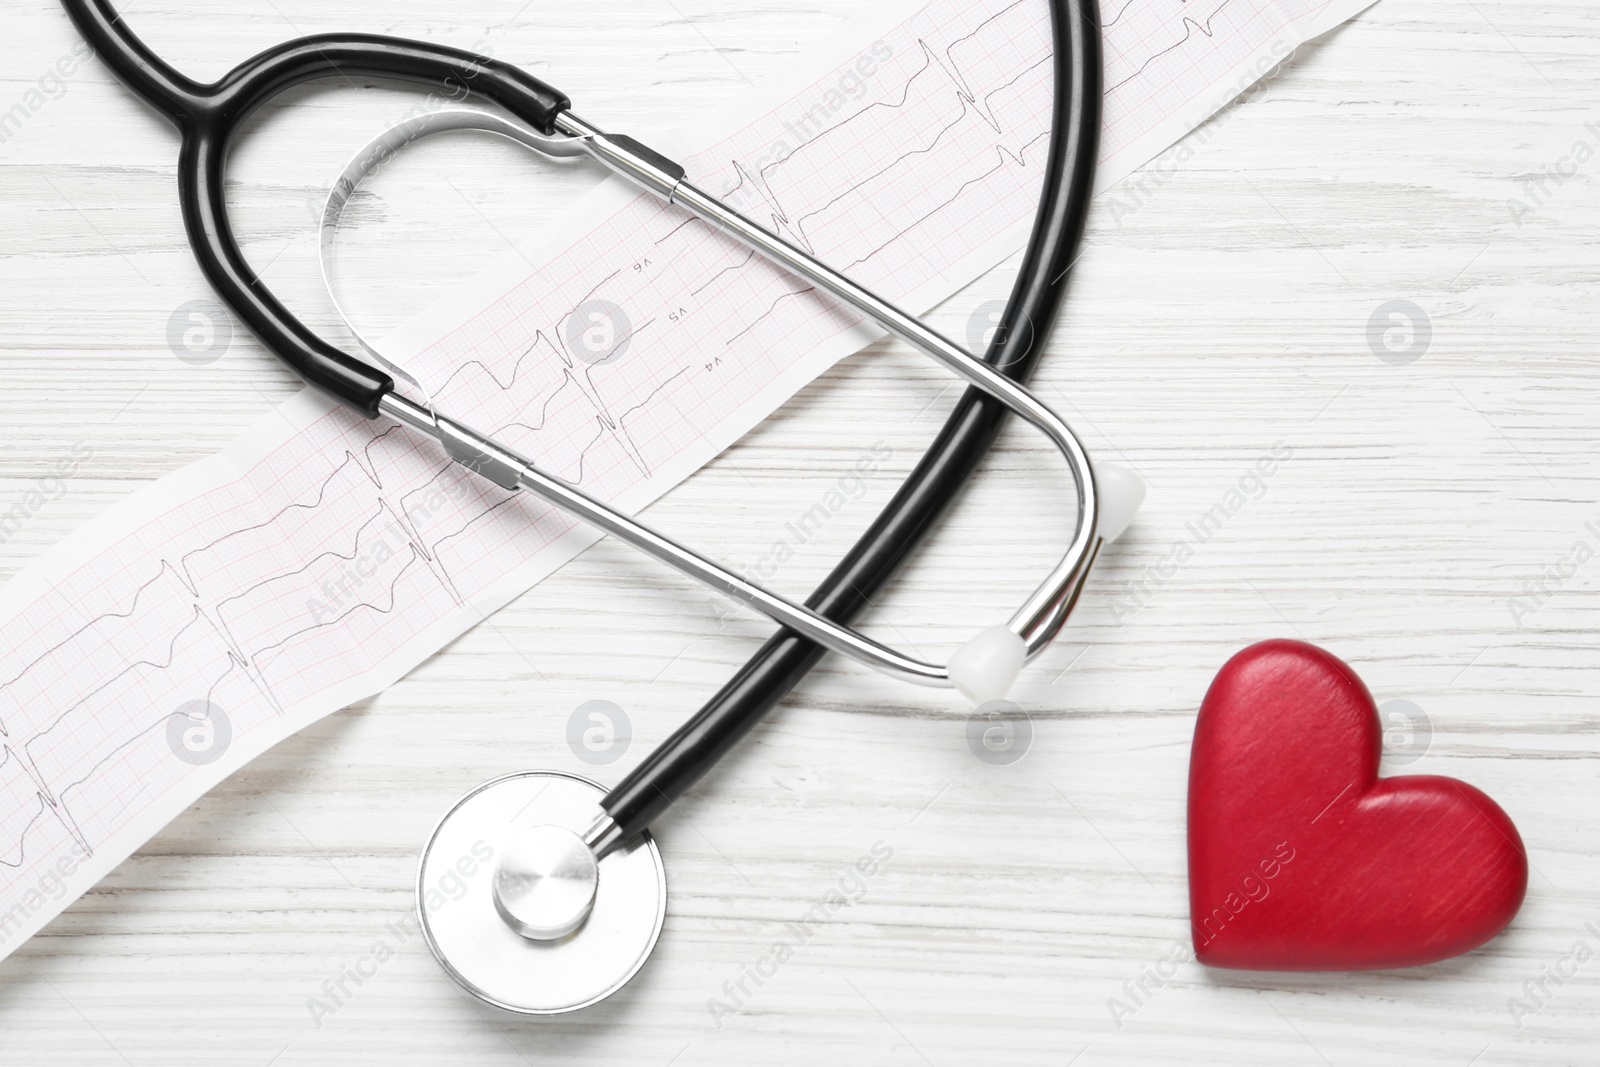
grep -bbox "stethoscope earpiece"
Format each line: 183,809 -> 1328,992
1096,464 -> 1148,544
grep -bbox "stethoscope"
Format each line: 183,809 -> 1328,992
64,0 -> 1116,1014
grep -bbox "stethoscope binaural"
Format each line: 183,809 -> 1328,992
63,0 -> 1118,1014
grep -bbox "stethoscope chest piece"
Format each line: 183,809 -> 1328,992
417,771 -> 666,1014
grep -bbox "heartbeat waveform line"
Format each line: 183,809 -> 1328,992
0,789 -> 53,869
841,131 -> 1052,272
691,249 -> 758,298
27,607 -> 271,863
20,607 -> 217,851
1103,0 -> 1142,27
719,0 -> 1042,260
726,287 -> 820,348
654,216 -> 702,247
430,311 -> 668,483
212,507 -> 391,643
472,363 -> 692,487
1106,0 -> 1240,92
429,332 -> 581,421
251,549 -> 428,673
429,494 -> 532,562
0,558 -> 183,702
613,367 -> 692,429
789,53 -> 1052,247
412,258 -> 692,485
0,743 -> 86,862
24,609 -> 209,761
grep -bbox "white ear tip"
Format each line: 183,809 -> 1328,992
1096,463 -> 1146,543
948,625 -> 1026,705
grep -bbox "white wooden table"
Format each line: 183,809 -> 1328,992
2,1 -> 1597,1063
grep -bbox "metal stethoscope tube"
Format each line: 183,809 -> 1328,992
324,111 -> 1121,701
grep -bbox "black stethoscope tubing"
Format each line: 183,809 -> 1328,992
61,0 -> 1100,848
602,0 -> 1101,842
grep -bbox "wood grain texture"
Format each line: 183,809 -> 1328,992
1,0 -> 1597,1063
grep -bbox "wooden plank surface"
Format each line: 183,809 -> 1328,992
1,0 -> 1597,1063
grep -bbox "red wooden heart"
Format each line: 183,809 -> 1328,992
1188,639 -> 1528,970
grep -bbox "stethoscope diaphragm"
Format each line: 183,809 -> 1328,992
416,771 -> 666,1014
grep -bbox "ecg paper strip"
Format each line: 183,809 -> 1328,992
0,0 -> 1376,957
